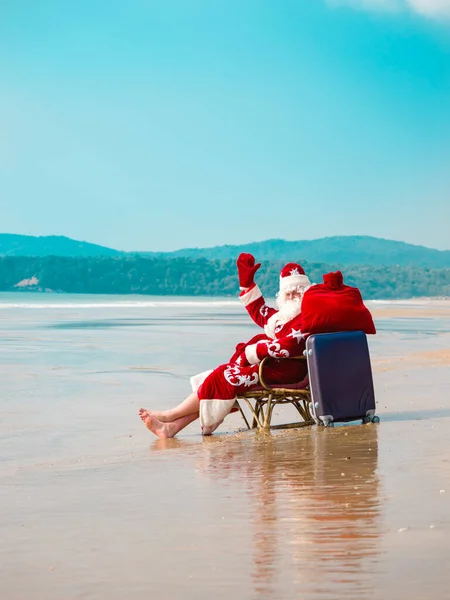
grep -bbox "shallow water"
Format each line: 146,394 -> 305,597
1,293 -> 450,599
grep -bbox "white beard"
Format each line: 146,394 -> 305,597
264,294 -> 303,338
276,296 -> 302,322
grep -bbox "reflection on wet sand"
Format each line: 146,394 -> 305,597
159,425 -> 380,599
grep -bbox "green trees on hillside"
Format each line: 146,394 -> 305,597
0,256 -> 449,299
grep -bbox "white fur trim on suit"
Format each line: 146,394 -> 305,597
190,369 -> 214,393
239,284 -> 262,307
264,312 -> 293,338
199,398 -> 236,428
279,274 -> 311,292
264,313 -> 278,338
244,343 -> 260,365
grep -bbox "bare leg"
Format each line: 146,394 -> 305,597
139,392 -> 199,422
139,409 -> 199,439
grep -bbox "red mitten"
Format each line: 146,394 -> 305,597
236,253 -> 261,289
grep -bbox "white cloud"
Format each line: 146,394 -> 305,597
408,0 -> 450,17
328,0 -> 450,19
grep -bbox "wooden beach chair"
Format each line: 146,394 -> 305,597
235,356 -> 314,431
235,331 -> 378,431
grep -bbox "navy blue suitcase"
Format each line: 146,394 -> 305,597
305,331 -> 378,427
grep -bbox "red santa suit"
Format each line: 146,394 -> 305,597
194,263 -> 312,434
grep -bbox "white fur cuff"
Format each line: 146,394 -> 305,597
199,398 -> 236,428
190,369 -> 214,393
279,274 -> 311,291
239,285 -> 262,307
244,343 -> 260,365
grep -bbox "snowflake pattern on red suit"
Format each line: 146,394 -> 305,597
261,340 -> 290,359
224,365 -> 259,387
288,328 -> 305,343
259,305 -> 270,318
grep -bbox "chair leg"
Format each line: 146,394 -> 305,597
243,398 -> 264,430
235,401 -> 251,430
251,403 -> 259,429
292,400 -> 308,422
303,398 -> 312,421
290,397 -> 313,423
262,394 -> 273,429
252,402 -> 264,429
239,395 -> 314,431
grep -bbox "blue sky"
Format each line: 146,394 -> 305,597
1,0 -> 449,251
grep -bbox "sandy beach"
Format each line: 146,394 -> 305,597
1,294 -> 450,599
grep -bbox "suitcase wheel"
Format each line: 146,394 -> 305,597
362,415 -> 380,424
324,421 -> 334,428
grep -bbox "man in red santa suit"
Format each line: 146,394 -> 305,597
138,253 -> 312,438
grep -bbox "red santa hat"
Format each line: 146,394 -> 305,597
279,262 -> 311,292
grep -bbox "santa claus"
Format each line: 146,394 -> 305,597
139,253 -> 312,438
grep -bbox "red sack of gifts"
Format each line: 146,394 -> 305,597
301,271 -> 376,335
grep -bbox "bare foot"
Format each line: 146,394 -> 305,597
139,408 -> 172,439
148,410 -> 172,422
138,407 -> 171,422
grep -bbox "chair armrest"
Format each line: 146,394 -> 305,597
258,355 -> 307,392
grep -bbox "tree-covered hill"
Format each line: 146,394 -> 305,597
0,234 -> 121,257
1,255 -> 449,299
139,236 -> 450,269
2,234 -> 450,269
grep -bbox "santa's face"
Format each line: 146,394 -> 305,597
276,288 -> 304,320
284,290 -> 302,302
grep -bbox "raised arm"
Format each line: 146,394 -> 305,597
239,284 -> 277,328
237,253 -> 277,329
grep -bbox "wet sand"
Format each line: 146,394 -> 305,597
1,295 -> 450,599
